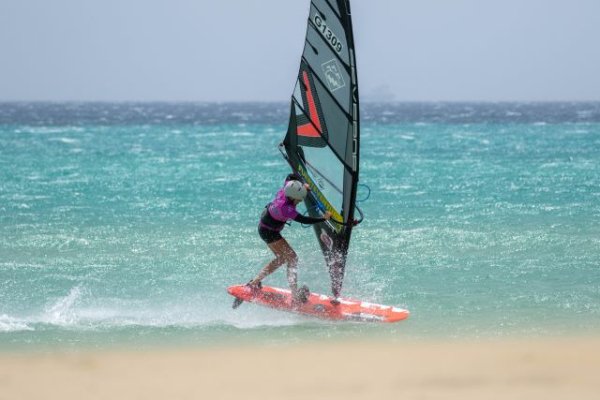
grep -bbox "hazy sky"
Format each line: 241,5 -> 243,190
1,0 -> 599,102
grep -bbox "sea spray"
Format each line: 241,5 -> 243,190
1,102 -> 599,349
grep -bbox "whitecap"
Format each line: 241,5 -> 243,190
568,129 -> 589,134
0,314 -> 34,332
23,127 -> 67,135
505,111 -> 522,117
10,194 -> 50,201
577,110 -> 593,118
49,137 -> 80,145
541,205 -> 561,211
380,184 -> 412,191
261,161 -> 280,168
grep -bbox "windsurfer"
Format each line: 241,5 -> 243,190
243,173 -> 331,306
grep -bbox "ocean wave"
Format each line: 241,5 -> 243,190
0,315 -> 34,333
48,137 -> 80,145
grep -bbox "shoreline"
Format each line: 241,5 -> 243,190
2,335 -> 599,400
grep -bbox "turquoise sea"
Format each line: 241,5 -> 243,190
1,102 -> 599,351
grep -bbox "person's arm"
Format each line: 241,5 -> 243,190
292,211 -> 332,225
293,214 -> 325,224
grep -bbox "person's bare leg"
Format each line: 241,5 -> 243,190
233,239 -> 296,309
250,238 -> 297,286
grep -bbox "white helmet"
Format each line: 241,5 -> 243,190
284,180 -> 307,201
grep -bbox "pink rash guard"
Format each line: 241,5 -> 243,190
258,175 -> 326,235
259,187 -> 299,232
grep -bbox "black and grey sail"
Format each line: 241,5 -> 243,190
281,0 -> 360,298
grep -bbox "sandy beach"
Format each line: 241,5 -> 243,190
1,336 -> 599,400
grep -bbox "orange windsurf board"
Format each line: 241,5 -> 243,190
227,284 -> 409,323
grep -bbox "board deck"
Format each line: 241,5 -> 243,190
227,284 -> 409,323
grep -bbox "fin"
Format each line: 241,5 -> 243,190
233,281 -> 263,309
232,297 -> 244,309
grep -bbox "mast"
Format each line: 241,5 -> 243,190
282,0 -> 360,298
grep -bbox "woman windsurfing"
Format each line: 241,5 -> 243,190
233,173 -> 331,308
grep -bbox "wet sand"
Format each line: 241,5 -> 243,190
1,337 -> 599,400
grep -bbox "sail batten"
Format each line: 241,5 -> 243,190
300,57 -> 353,119
306,22 -> 351,70
282,0 -> 359,298
322,0 -> 342,19
291,96 -> 354,171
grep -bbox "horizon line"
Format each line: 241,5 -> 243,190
2,99 -> 600,104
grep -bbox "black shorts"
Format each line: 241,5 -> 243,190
258,225 -> 283,244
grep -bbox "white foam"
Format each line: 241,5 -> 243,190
49,137 -> 80,145
23,127 -> 68,135
0,314 -> 34,332
231,131 -> 254,137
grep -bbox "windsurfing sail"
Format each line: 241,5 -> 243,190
281,0 -> 361,298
